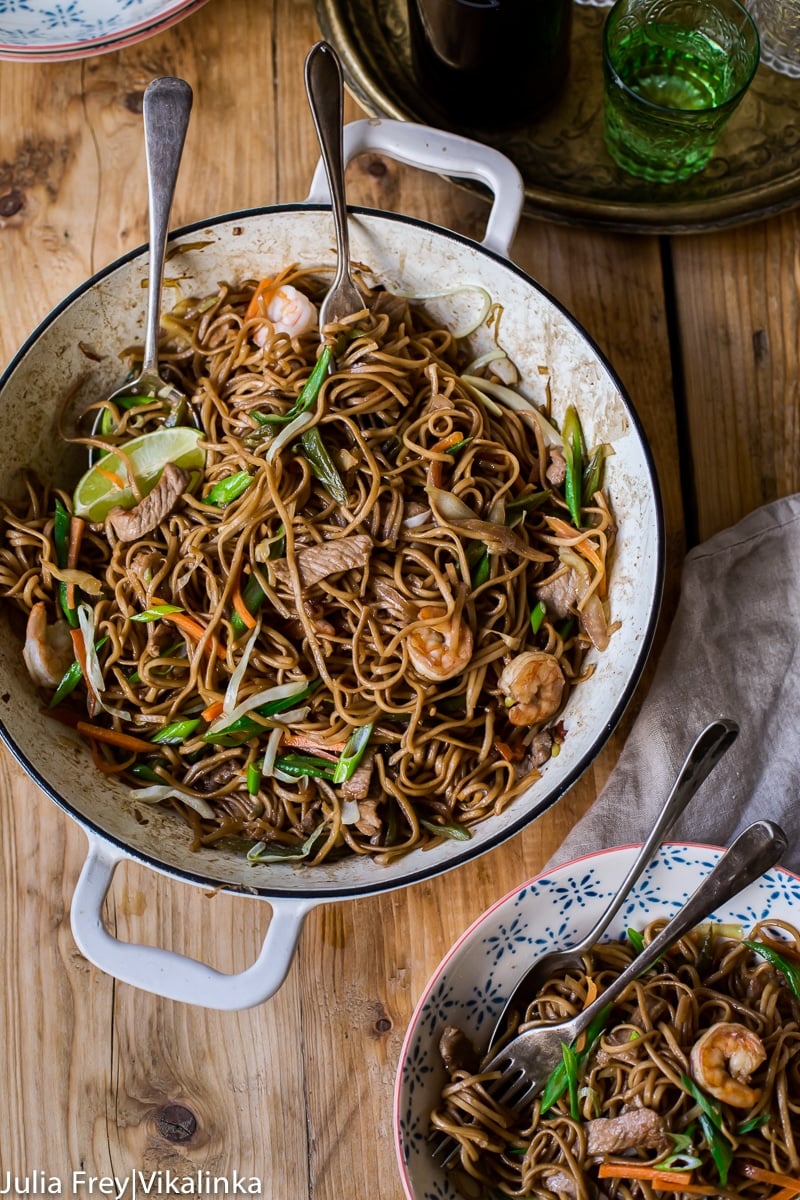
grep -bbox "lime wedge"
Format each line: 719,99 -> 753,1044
73,427 -> 206,522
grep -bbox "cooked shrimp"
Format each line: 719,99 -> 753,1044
498,650 -> 565,726
689,1021 -> 766,1107
252,283 -> 318,345
22,601 -> 74,689
406,604 -> 474,682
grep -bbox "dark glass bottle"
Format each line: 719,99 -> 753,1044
408,0 -> 573,129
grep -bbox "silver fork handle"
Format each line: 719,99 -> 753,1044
571,718 -> 739,956
141,76 -> 193,379
567,819 -> 787,1042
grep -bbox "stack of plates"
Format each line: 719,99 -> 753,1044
0,0 -> 211,62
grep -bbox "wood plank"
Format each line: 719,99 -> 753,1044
0,3 -> 686,1199
671,209 -> 800,542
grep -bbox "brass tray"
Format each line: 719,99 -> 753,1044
314,0 -> 800,233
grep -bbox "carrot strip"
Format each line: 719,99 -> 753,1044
201,699 -> 225,722
95,465 -> 126,489
65,515 -> 86,610
232,574 -> 257,630
597,1165 -> 715,1193
75,721 -> 154,753
70,626 -> 97,715
742,1165 -> 800,1191
245,276 -> 275,322
770,1189 -> 800,1200
161,609 -> 225,661
427,431 -> 466,490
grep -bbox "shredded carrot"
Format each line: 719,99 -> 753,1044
201,699 -> 225,722
95,465 -> 126,490
160,608 -> 225,661
232,574 -> 257,630
70,626 -> 96,716
245,276 -> 276,322
65,515 -> 86,610
427,431 -> 466,490
771,1188 -> 800,1200
742,1165 -> 800,1193
597,1165 -> 717,1194
75,721 -> 154,753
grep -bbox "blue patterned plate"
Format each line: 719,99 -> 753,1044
0,0 -> 200,53
393,842 -> 800,1200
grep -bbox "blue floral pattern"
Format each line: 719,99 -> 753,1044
394,844 -> 800,1200
0,0 -> 187,47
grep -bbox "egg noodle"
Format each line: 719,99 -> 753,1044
432,920 -> 800,1199
0,265 -> 614,866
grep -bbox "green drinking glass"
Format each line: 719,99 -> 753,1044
602,0 -> 760,183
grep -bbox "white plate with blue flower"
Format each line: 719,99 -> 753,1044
0,0 -> 208,58
393,841 -> 800,1200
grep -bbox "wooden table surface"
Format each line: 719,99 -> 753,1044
1,2 -> 799,1197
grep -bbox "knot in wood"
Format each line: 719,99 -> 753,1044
0,189 -> 24,217
154,1102 -> 197,1142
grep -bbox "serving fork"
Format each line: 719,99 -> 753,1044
431,818 -> 787,1167
485,718 -> 739,1054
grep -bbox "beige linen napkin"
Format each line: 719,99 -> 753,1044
549,494 -> 800,873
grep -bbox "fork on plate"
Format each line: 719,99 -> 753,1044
430,818 -> 787,1167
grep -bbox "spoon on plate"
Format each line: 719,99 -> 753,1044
103,76 -> 193,414
304,41 -> 364,327
485,717 -> 740,1054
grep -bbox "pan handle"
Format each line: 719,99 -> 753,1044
305,117 -> 525,259
70,833 -> 316,1010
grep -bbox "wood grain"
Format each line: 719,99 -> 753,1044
0,1 -> 713,1198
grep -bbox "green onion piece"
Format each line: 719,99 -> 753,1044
256,345 -> 333,426
129,763 -> 166,783
540,1006 -> 612,1115
445,437 -> 472,455
333,722 -> 374,784
246,761 -> 262,795
562,1042 -> 580,1120
505,489 -> 552,514
471,549 -> 490,588
53,498 -> 79,628
557,617 -> 575,641
203,679 -> 322,744
48,635 -> 109,707
273,753 -> 336,781
680,1074 -> 732,1186
654,1132 -> 703,1172
419,819 -> 472,842
151,718 -> 201,745
130,604 -> 184,623
231,573 -> 267,639
582,445 -> 609,504
743,939 -> 800,1003
204,471 -> 252,507
530,600 -> 546,635
736,1112 -> 770,1134
562,404 -> 584,529
627,927 -> 646,954
299,426 -> 347,503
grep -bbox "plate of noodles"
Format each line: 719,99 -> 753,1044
0,118 -> 662,1009
394,842 -> 800,1200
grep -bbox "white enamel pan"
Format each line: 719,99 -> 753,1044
0,120 -> 664,1008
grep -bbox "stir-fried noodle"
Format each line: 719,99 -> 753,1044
432,920 -> 800,1199
0,265 -> 615,866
